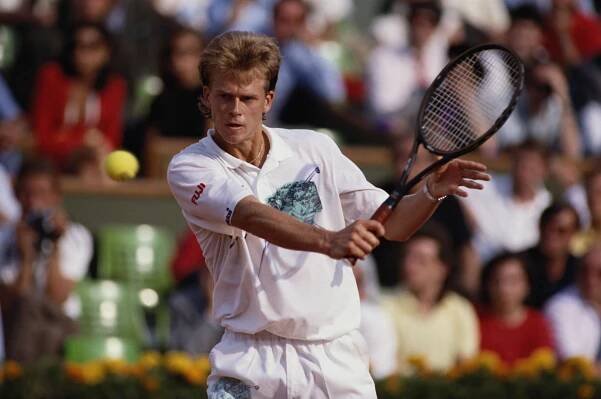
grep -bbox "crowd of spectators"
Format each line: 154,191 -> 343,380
0,0 -> 599,381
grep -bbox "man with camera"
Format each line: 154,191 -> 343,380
0,159 -> 92,362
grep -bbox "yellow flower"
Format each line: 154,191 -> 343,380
142,376 -> 160,392
103,359 -> 131,375
383,374 -> 403,395
528,348 -> 557,372
578,383 -> 595,399
406,355 -> 430,375
80,362 -> 106,385
511,358 -> 538,378
3,360 -> 23,380
475,351 -> 507,376
192,356 -> 211,373
139,351 -> 161,370
559,357 -> 597,381
184,367 -> 206,385
165,351 -> 194,376
65,362 -> 105,385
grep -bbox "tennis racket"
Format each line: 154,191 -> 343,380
363,44 -> 524,256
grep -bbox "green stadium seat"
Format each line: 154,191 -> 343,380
97,224 -> 175,348
73,279 -> 146,342
64,335 -> 140,363
97,224 -> 175,295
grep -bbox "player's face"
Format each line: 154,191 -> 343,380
488,259 -> 528,311
203,71 -> 274,148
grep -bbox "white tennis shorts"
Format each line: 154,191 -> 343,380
206,329 -> 377,399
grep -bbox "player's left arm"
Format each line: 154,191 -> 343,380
383,159 -> 489,242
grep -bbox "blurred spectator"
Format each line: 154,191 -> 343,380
31,22 -> 126,175
499,61 -> 582,156
170,228 -> 205,285
268,0 -> 346,124
366,0 -> 455,130
378,133 -> 479,297
442,0 -> 510,40
382,224 -> 479,374
544,243 -> 601,364
572,165 -> 601,255
0,159 -> 92,362
152,0 -> 209,31
205,0 -> 274,37
505,5 -> 548,66
146,27 -> 206,139
478,252 -> 555,365
0,73 -> 27,178
0,164 -> 19,253
522,202 -> 581,308
542,0 -> 601,67
500,6 -> 583,156
168,230 -> 222,355
352,255 -> 397,379
463,140 -> 552,261
1,0 -> 63,109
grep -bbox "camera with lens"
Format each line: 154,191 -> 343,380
26,210 -> 61,243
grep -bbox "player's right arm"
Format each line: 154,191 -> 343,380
167,153 -> 383,261
232,196 -> 384,260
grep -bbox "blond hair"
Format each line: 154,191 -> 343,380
199,31 -> 281,91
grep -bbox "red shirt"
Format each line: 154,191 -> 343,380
32,62 -> 126,167
478,307 -> 554,365
171,229 -> 205,283
544,12 -> 601,64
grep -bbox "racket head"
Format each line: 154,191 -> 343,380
416,44 -> 525,157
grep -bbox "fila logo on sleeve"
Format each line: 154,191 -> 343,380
190,183 -> 206,205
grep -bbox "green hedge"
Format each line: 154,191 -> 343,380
1,350 -> 600,399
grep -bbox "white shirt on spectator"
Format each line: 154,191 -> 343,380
168,126 -> 388,341
356,256 -> 397,379
0,223 -> 93,318
0,165 -> 19,223
462,174 -> 551,261
544,285 -> 601,360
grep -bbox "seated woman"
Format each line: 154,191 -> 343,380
146,27 -> 207,139
382,224 -> 479,374
478,252 -> 555,365
32,22 -> 126,175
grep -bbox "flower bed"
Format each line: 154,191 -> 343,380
1,349 -> 599,399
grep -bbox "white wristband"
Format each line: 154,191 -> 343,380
423,182 -> 447,202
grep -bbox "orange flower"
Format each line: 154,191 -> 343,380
65,362 -> 105,385
3,360 -> 23,380
142,376 -> 160,392
578,383 -> 595,399
103,359 -> 131,375
558,357 -> 597,381
139,351 -> 161,370
184,367 -> 206,386
528,348 -> 557,371
383,374 -> 403,395
165,351 -> 193,376
406,355 -> 430,375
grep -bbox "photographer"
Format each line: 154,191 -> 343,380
0,159 -> 92,362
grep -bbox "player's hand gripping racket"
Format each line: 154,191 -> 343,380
352,44 -> 524,264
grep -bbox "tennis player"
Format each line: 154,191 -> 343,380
167,31 -> 489,399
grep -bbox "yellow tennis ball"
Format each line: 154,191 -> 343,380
105,150 -> 139,181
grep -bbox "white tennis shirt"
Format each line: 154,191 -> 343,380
167,126 -> 388,340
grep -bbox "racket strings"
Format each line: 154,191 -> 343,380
422,49 -> 522,153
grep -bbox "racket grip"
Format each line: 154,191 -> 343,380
348,203 -> 394,266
